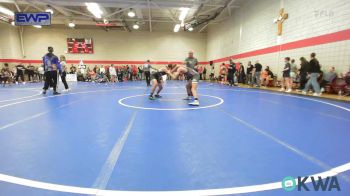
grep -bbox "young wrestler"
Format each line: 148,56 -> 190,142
149,65 -> 172,100
170,64 -> 200,106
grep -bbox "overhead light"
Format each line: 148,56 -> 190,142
128,8 -> 135,17
174,24 -> 181,32
45,8 -> 54,15
85,2 -> 103,19
68,22 -> 75,28
133,24 -> 139,29
33,25 -> 42,28
188,27 -> 194,32
179,7 -> 189,21
0,5 -> 14,16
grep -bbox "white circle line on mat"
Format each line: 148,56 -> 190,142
118,93 -> 224,111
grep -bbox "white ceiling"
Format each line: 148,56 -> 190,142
0,0 -> 242,32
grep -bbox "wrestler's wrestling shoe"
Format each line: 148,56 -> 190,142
188,100 -> 199,106
149,95 -> 156,100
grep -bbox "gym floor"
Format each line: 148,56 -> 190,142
0,81 -> 349,196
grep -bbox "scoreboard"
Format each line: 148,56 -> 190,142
67,38 -> 93,54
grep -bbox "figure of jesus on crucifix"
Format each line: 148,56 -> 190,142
274,8 -> 288,36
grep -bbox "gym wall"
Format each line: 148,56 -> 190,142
0,23 -> 22,60
0,23 -> 207,68
207,0 -> 350,76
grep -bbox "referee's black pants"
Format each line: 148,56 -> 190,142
43,71 -> 58,92
145,71 -> 151,86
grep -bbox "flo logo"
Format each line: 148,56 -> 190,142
282,176 -> 341,192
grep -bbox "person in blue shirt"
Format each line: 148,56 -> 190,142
42,46 -> 60,95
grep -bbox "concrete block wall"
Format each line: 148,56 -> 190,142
207,0 -> 350,77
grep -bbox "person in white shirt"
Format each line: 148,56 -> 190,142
59,55 -> 70,92
109,64 -> 117,83
99,65 -> 106,74
143,60 -> 152,86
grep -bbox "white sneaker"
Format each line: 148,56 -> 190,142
313,93 -> 321,97
279,88 -> 285,91
302,91 -> 307,95
321,88 -> 325,93
189,100 -> 199,106
285,89 -> 292,93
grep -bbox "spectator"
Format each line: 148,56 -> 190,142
99,65 -> 106,74
220,63 -> 227,84
280,57 -> 292,92
93,65 -> 98,74
132,65 -> 138,80
261,66 -> 274,87
298,57 -> 309,91
138,65 -> 143,80
27,64 -> 35,82
1,63 -> 13,86
109,64 -> 117,83
302,53 -> 321,96
290,59 -> 298,83
105,65 -> 111,81
237,62 -> 245,84
117,66 -> 123,82
198,65 -> 204,80
70,64 -> 77,74
253,60 -> 262,87
246,61 -> 254,85
203,66 -> 207,80
15,63 -> 26,84
227,59 -> 236,86
209,61 -> 215,81
320,66 -> 337,92
38,65 -> 45,82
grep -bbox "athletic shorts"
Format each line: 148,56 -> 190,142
151,72 -> 163,83
188,72 -> 199,83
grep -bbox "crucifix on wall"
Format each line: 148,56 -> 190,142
274,8 -> 288,36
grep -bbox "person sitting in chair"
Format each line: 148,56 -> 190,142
1,63 -> 13,86
320,66 -> 337,93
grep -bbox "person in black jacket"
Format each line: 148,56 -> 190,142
246,61 -> 253,85
227,59 -> 236,86
298,57 -> 310,91
302,53 -> 321,96
253,60 -> 262,87
238,62 -> 246,84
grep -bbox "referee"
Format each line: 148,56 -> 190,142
42,46 -> 60,95
143,60 -> 152,86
